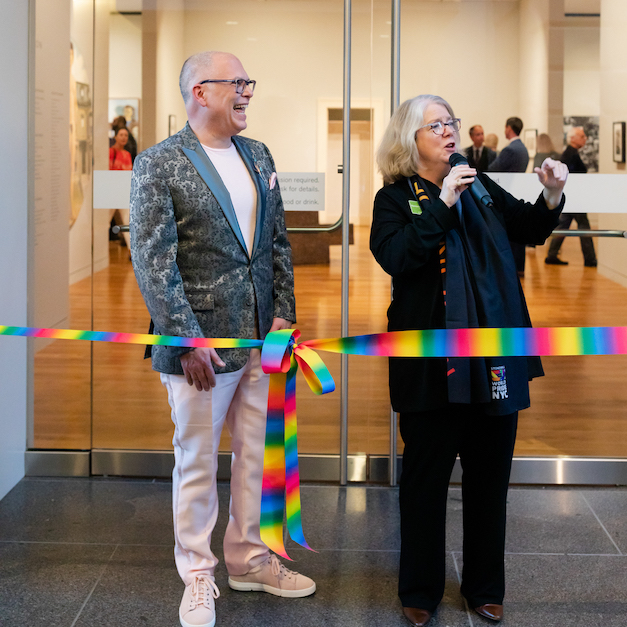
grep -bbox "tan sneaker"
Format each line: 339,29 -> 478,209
228,554 -> 316,598
179,575 -> 220,627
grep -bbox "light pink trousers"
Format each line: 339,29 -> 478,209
160,349 -> 271,585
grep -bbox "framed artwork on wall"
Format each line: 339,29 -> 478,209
613,121 -> 625,163
523,128 -> 537,157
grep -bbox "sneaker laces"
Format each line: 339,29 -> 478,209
189,575 -> 220,609
269,554 -> 297,580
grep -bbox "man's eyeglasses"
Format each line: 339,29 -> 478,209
417,118 -> 461,136
197,78 -> 256,94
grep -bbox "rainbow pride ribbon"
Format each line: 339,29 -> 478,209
3,323 -> 627,559
0,325 -> 262,349
303,326 -> 627,358
259,329 -> 334,559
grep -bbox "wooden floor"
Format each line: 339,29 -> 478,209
33,227 -> 627,458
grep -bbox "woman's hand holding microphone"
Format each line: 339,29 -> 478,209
440,165 -> 477,208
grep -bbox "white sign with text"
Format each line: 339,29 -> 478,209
278,172 -> 325,211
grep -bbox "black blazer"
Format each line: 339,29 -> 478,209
369,174 -> 563,413
464,145 -> 496,172
561,145 -> 587,173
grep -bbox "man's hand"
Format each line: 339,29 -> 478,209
180,348 -> 226,391
268,317 -> 293,333
534,157 -> 569,209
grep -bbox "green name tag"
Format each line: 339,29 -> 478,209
408,200 -> 422,215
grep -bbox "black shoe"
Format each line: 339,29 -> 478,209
584,260 -> 597,267
545,257 -> 568,265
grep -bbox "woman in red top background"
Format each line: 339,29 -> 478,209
109,127 -> 133,170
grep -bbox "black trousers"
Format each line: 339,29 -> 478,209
398,405 -> 518,612
547,212 -> 596,264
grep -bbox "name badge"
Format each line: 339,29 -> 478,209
408,200 -> 422,215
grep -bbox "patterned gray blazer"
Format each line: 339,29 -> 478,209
130,123 -> 295,375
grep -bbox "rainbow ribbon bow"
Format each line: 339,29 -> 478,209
258,329 -> 334,559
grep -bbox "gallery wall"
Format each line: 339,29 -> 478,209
168,0 -> 522,170
598,0 -> 627,287
0,0 -> 28,500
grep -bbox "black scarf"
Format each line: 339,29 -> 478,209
408,175 -> 543,415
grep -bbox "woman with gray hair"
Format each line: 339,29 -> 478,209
370,95 -> 568,626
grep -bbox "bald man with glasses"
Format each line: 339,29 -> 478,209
130,51 -> 315,627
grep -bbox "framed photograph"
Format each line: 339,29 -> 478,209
613,121 -> 626,163
523,128 -> 537,157
169,114 -> 177,137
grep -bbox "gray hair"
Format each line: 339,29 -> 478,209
567,126 -> 585,142
179,51 -> 218,104
376,95 -> 456,184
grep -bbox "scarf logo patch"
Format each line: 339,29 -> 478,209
491,366 -> 509,400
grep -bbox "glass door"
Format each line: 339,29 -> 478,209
32,1 -> 627,483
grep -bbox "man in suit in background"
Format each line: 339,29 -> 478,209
464,124 -> 496,172
130,51 -> 315,627
545,126 -> 597,267
488,117 -> 529,174
488,117 -> 530,276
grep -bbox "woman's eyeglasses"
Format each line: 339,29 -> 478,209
417,118 -> 461,136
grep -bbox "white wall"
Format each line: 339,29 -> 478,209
33,0 -> 71,325
598,0 -> 627,287
155,0 -> 187,141
109,13 -> 142,100
518,0 -> 565,153
564,15 -> 601,117
0,0 -> 28,501
400,0 -> 521,152
69,0 -> 94,284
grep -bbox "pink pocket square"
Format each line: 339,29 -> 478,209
269,172 -> 277,190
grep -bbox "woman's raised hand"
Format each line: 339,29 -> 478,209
534,157 -> 568,209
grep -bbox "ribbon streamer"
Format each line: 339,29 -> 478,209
3,323 -> 627,559
259,329 -> 334,558
303,326 -> 627,358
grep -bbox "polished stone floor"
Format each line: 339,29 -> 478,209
1,478 -> 626,626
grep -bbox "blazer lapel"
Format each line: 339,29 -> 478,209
181,144 -> 248,254
233,136 -> 266,259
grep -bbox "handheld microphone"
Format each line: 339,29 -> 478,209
449,152 -> 494,208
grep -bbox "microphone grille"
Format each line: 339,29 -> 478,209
449,152 -> 468,167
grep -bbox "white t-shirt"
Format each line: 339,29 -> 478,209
201,143 -> 257,256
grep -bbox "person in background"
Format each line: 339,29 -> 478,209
109,127 -> 133,170
484,133 -> 499,152
488,117 -> 530,277
130,50 -> 314,627
488,117 -> 529,174
533,133 -> 560,169
464,124 -> 496,172
545,126 -> 597,267
370,94 -> 567,627
110,115 -> 138,162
